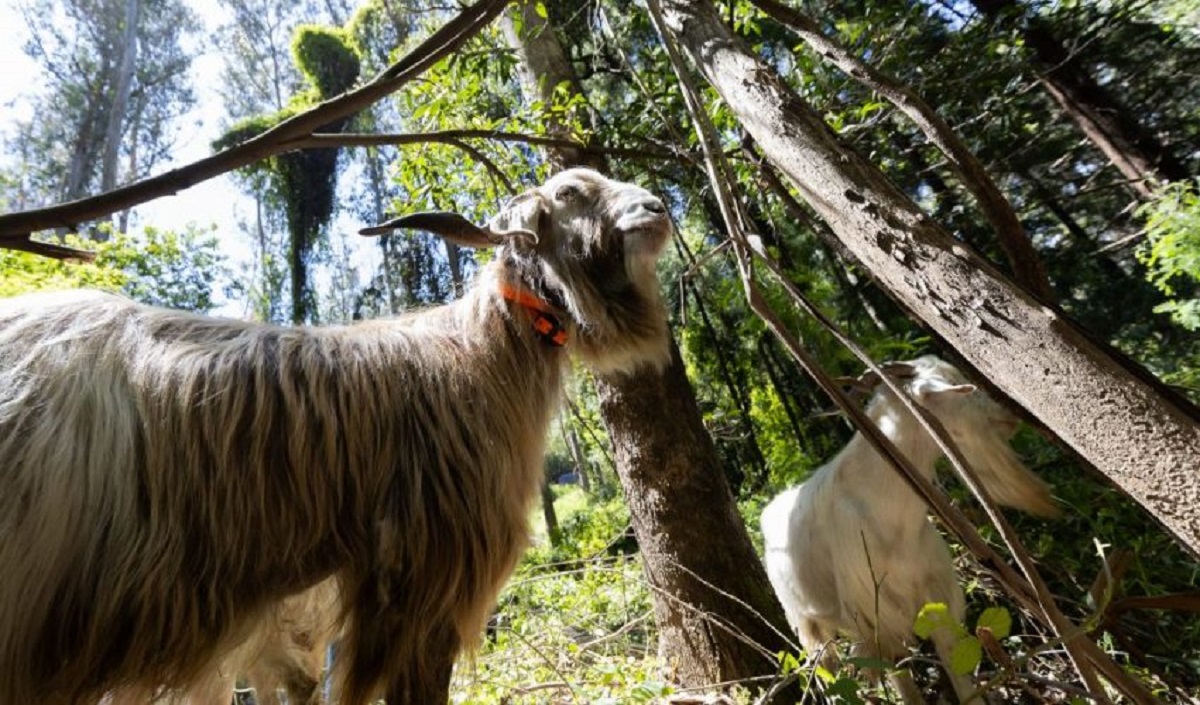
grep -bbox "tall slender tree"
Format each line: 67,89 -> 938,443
501,1 -> 799,693
4,0 -> 196,214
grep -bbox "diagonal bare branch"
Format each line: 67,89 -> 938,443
0,0 -> 511,257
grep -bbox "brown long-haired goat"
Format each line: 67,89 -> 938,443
0,168 -> 672,705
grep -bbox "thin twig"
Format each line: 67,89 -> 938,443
574,611 -> 654,654
441,137 -> 517,195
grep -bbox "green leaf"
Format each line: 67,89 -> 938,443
778,650 -> 801,675
976,607 -> 1012,640
534,2 -> 548,19
950,635 -> 983,675
914,602 -> 955,639
825,676 -> 864,704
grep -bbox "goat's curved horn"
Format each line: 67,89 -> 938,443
359,212 -> 498,249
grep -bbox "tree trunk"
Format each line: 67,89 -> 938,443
658,0 -> 1200,557
101,0 -> 141,197
971,0 -> 1190,198
541,477 -> 561,547
499,0 -> 594,169
561,422 -> 592,493
502,0 -> 801,693
63,96 -> 103,202
598,341 -> 798,687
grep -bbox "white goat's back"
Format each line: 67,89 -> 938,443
761,355 -> 1055,701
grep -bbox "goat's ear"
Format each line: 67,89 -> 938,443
359,212 -> 497,249
484,191 -> 546,248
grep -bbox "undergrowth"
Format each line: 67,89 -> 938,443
451,486 -> 672,704
450,439 -> 1200,705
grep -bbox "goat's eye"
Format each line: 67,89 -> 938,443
554,184 -> 581,203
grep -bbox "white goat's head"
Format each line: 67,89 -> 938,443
363,168 -> 672,373
856,355 -> 1059,517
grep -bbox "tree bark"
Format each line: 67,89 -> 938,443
541,477 -> 561,547
100,0 -> 141,198
502,1 -> 800,693
658,0 -> 1200,557
971,0 -> 1190,198
752,0 -> 1054,301
598,341 -> 798,688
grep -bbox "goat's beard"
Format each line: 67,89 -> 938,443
569,257 -> 670,375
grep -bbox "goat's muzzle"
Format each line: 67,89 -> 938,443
616,196 -> 668,230
616,196 -> 672,257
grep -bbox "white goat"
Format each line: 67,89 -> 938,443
0,168 -> 672,705
760,355 -> 1057,704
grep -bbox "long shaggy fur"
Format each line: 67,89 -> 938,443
760,355 -> 1056,704
105,579 -> 339,705
0,168 -> 671,705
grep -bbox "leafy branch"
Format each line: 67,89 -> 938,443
0,0 -> 511,259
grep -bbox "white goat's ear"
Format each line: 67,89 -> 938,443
359,212 -> 497,249
484,191 -> 546,247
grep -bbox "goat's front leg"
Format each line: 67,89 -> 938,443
337,585 -> 460,704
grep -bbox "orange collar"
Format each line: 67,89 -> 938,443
499,283 -> 568,347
